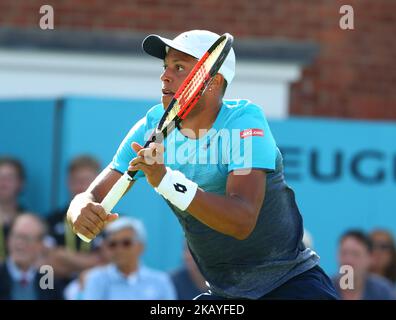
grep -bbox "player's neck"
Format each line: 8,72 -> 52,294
179,99 -> 222,139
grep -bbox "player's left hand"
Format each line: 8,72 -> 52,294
129,142 -> 167,188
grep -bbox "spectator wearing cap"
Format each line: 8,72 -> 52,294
332,229 -> 396,300
82,217 -> 176,300
0,214 -> 63,300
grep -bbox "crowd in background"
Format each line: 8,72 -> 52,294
0,155 -> 395,300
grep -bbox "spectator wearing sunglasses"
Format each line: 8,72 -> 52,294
370,229 -> 396,287
82,217 -> 176,300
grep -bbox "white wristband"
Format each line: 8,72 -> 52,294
155,167 -> 198,211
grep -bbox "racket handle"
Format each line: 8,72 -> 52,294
77,233 -> 92,243
77,172 -> 133,243
101,172 -> 134,212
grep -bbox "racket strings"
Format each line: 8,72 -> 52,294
179,64 -> 207,106
178,75 -> 216,120
176,43 -> 226,120
177,46 -> 222,109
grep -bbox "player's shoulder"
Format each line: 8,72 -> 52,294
223,99 -> 265,116
145,103 -> 164,124
221,99 -> 267,126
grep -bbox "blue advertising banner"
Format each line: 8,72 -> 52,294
270,118 -> 396,275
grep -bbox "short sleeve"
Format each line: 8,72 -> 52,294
227,103 -> 277,173
109,117 -> 147,178
109,104 -> 163,179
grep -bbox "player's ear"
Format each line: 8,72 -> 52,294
209,74 -> 224,92
212,74 -> 223,87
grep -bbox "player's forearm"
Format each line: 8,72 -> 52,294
187,190 -> 259,240
67,168 -> 131,228
66,168 -> 112,226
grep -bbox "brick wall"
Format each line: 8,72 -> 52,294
0,0 -> 394,120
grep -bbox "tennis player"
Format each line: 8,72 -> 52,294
67,30 -> 338,299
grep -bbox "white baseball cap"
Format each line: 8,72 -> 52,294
142,30 -> 236,85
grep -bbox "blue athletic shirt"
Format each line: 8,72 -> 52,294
110,99 -> 319,299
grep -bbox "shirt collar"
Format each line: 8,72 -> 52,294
6,258 -> 36,282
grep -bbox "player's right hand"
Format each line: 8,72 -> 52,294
68,201 -> 118,240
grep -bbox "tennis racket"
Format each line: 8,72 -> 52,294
78,33 -> 233,242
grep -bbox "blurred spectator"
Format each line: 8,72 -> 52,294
83,217 -> 176,300
0,213 -> 63,300
45,156 -> 104,281
63,269 -> 89,300
0,157 -> 26,262
370,229 -> 396,286
170,244 -> 208,300
332,230 -> 396,300
63,240 -> 113,300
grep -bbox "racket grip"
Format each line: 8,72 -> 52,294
77,233 -> 92,243
101,172 -> 133,212
77,172 -> 133,243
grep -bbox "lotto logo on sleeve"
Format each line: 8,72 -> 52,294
240,128 -> 264,139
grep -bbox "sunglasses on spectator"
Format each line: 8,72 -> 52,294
372,242 -> 393,251
107,238 -> 135,249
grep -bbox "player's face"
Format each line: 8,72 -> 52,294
160,48 -> 198,109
